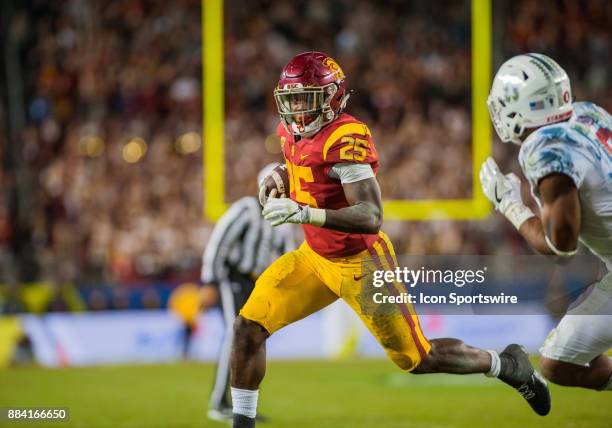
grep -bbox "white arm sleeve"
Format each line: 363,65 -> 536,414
328,163 -> 375,184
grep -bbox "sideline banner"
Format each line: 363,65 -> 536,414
18,306 -> 553,367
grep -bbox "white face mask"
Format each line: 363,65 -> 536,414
274,84 -> 337,136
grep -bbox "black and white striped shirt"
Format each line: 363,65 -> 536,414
201,196 -> 296,285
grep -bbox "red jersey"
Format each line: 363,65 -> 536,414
278,113 -> 379,258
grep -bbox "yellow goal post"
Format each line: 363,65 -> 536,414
202,0 -> 492,221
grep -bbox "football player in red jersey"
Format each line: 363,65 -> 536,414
229,52 -> 550,428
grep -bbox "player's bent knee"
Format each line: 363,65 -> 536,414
383,338 -> 432,373
233,316 -> 269,353
540,356 -> 590,386
386,349 -> 426,372
540,357 -> 569,384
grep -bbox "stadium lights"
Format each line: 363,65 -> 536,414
122,137 -> 148,163
264,133 -> 283,154
78,136 -> 104,158
175,132 -> 202,154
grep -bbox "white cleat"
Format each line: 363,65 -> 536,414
207,407 -> 233,424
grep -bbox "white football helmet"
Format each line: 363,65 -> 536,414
488,53 -> 573,145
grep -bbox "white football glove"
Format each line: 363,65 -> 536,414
262,198 -> 325,227
479,157 -> 535,229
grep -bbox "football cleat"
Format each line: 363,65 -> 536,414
498,344 -> 551,416
207,407 -> 232,424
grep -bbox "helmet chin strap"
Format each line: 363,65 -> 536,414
291,117 -> 322,138
510,136 -> 524,146
339,90 -> 352,113
511,122 -> 526,145
290,122 -> 304,135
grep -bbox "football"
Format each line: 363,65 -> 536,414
259,163 -> 289,204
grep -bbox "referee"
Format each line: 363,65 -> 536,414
201,164 -> 296,423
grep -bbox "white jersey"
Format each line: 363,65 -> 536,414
519,101 -> 612,270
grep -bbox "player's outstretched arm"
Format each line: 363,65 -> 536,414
324,176 -> 382,234
262,176 -> 382,234
480,157 -> 581,257
518,173 -> 581,256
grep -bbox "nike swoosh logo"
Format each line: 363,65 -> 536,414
354,273 -> 368,281
300,154 -> 309,160
494,185 -> 502,203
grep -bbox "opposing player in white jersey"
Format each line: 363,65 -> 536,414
480,53 -> 612,391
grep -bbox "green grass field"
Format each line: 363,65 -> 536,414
0,359 -> 610,428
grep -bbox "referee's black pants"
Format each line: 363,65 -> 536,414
208,272 -> 255,410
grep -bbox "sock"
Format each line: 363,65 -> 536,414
231,387 -> 258,418
485,350 -> 501,378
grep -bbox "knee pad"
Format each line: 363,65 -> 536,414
388,349 -> 420,372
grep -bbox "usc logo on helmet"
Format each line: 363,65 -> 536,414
322,57 -> 345,80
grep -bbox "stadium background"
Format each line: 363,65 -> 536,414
0,0 -> 611,427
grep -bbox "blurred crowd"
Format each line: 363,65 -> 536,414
2,0 -> 205,292
0,0 -> 609,310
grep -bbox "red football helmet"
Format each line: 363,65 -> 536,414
274,51 -> 350,137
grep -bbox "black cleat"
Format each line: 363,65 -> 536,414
498,344 -> 551,416
233,414 -> 256,428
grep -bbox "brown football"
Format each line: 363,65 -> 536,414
261,164 -> 289,200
